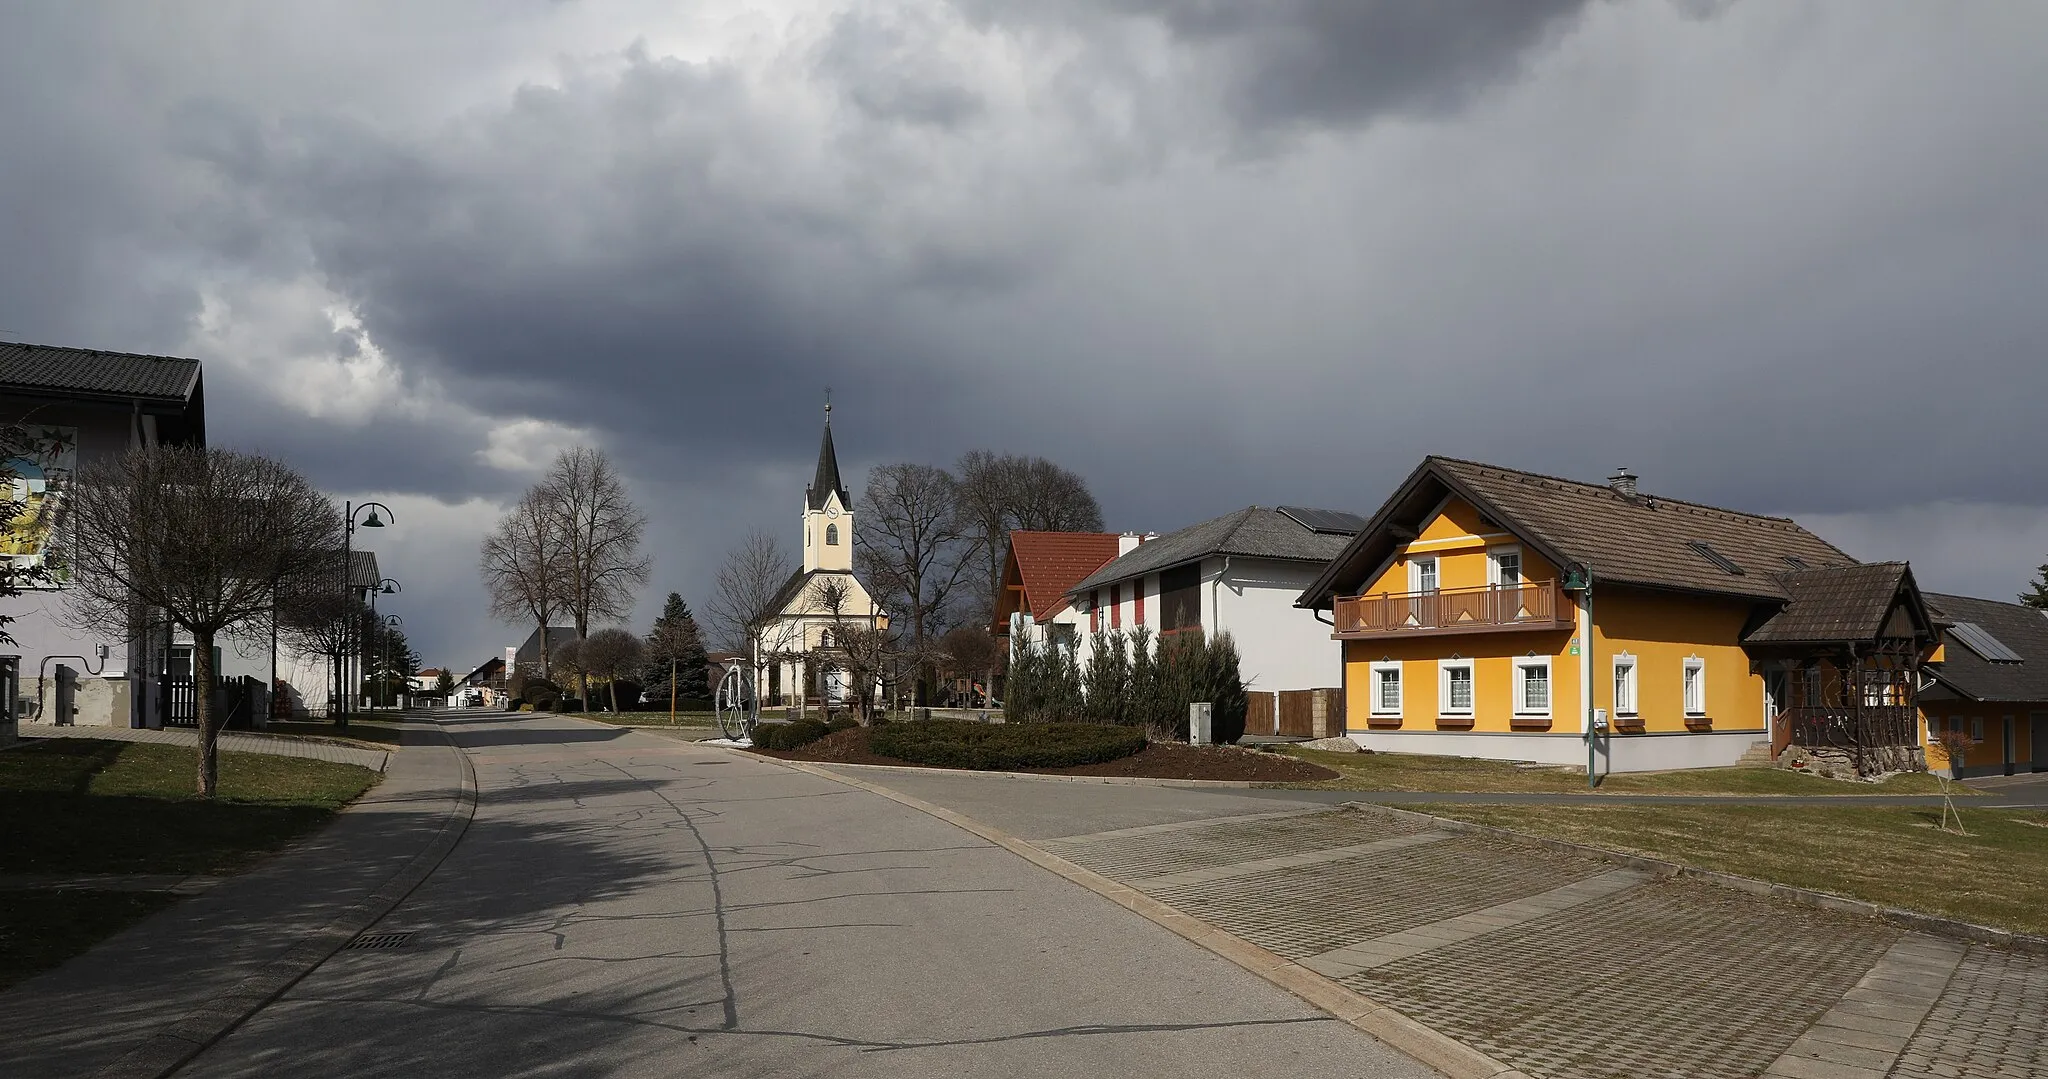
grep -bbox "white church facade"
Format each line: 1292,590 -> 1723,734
752,405 -> 888,709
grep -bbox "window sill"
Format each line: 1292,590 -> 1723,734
1510,714 -> 1553,730
1684,714 -> 1713,730
1366,715 -> 1402,729
1435,714 -> 1475,730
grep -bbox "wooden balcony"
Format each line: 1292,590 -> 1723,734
1331,581 -> 1573,640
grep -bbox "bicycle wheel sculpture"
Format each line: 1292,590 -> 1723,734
715,664 -> 758,741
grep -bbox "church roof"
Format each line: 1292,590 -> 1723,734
807,417 -> 850,511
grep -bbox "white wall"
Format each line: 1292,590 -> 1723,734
1205,557 -> 1342,693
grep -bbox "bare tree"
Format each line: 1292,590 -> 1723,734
940,625 -> 1004,708
0,422 -> 53,647
707,530 -> 794,653
552,637 -> 587,710
813,578 -> 889,724
63,446 -> 341,796
479,488 -> 563,677
855,462 -> 972,702
276,584 -> 366,718
954,451 -> 1105,623
580,627 -> 646,713
537,447 -> 651,708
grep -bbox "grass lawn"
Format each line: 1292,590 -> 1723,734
0,737 -> 381,989
1422,802 -> 2048,936
1283,747 -> 1955,797
562,711 -> 718,727
1,738 -> 381,876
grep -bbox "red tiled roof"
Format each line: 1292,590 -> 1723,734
1010,531 -> 1121,621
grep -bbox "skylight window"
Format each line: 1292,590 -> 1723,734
1948,622 -> 2024,664
1782,555 -> 1808,570
1687,541 -> 1744,576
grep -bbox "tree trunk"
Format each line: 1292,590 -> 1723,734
574,616 -> 590,715
194,627 -> 220,798
608,671 -> 619,714
536,619 -> 550,679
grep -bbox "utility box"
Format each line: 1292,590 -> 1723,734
1189,702 -> 1213,746
54,664 -> 78,727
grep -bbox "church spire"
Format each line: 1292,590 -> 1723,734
807,393 -> 849,511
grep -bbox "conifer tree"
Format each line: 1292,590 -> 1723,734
643,592 -> 711,702
2021,563 -> 2048,610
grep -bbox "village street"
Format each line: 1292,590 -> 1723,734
8,712 -> 2045,1079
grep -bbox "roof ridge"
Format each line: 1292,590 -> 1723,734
1,339 -> 201,365
1430,455 -> 1813,529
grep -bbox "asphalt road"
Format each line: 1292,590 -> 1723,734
178,713 -> 1437,1079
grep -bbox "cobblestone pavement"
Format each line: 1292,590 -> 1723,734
16,722 -> 390,771
1032,805 -> 2047,1079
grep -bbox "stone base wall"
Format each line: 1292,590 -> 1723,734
1779,743 -> 1926,780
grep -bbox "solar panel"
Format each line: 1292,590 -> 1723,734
1277,506 -> 1366,535
1947,621 -> 2024,663
1686,541 -> 1745,576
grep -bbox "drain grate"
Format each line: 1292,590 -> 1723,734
344,931 -> 416,951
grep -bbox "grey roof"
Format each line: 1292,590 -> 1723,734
347,550 -> 382,590
1742,563 -> 1927,644
807,420 -> 850,511
515,626 -> 581,667
1301,457 -> 1857,608
0,340 -> 203,402
1923,592 -> 2048,703
1070,506 -> 1356,595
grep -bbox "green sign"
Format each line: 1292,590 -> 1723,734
1569,642 -> 1581,656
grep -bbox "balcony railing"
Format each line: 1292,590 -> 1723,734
1332,580 -> 1572,639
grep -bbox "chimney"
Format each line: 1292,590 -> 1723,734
1118,532 -> 1143,556
1608,467 -> 1639,501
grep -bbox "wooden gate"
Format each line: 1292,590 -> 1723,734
158,676 -> 196,728
1278,688 -> 1344,739
1247,691 -> 1278,736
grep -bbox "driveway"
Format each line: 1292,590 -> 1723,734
177,713 -> 1436,1078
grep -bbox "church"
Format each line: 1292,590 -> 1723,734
753,403 -> 888,708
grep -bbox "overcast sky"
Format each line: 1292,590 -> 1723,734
5,1 -> 2045,667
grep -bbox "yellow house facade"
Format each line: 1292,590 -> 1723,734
1917,592 -> 2048,778
1299,458 -> 1938,775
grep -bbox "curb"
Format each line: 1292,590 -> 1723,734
1356,802 -> 2048,957
744,756 -> 1289,789
91,718 -> 480,1079
778,758 -> 1529,1079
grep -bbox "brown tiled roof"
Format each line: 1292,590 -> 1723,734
1008,531 -> 1120,620
1923,592 -> 2048,703
1743,564 -> 1914,643
1300,457 -> 1857,607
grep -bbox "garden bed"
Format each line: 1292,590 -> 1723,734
746,724 -> 1339,783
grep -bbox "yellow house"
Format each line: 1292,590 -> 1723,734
1296,458 -> 1939,775
1919,593 -> 2048,778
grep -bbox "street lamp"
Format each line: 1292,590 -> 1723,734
337,501 -> 394,729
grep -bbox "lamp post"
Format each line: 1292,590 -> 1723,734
371,579 -> 401,711
338,501 -> 392,729
380,613 -> 404,710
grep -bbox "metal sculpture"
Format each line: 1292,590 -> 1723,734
715,663 -> 759,741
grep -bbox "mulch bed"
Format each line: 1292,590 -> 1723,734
744,725 -> 1338,783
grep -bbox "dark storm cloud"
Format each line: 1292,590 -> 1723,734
4,0 -> 2048,661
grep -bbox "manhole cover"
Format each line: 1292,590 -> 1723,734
344,931 -> 416,950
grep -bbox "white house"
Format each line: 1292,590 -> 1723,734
1066,506 -> 1363,694
992,530 -> 1132,659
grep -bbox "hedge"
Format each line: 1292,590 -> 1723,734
869,720 -> 1146,771
752,719 -> 831,751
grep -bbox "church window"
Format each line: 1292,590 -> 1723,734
826,523 -> 839,545
820,629 -> 834,648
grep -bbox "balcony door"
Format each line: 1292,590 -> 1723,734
1488,546 -> 1525,621
1404,558 -> 1438,627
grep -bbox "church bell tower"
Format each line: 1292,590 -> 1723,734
802,399 -> 852,573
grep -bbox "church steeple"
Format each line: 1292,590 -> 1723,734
806,395 -> 849,512
802,396 -> 853,573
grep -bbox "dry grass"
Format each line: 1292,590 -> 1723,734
1423,802 -> 2048,936
1284,747 -> 1955,796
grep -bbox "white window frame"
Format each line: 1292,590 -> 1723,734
1682,656 -> 1707,717
1488,545 -> 1522,588
1369,661 -> 1403,717
1409,556 -> 1439,594
1439,659 -> 1475,716
1514,656 -> 1552,717
1611,652 -> 1638,717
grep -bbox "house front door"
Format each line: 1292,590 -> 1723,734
2032,712 -> 2047,772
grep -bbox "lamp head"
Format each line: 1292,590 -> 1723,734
361,508 -> 385,528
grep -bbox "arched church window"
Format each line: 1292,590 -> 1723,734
826,523 -> 839,545
820,629 -> 834,648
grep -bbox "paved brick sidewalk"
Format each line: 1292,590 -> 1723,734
16,721 -> 389,771
1037,805 -> 2045,1079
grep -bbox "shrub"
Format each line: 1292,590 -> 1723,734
518,703 -> 534,713
825,716 -> 859,733
533,698 -> 555,712
752,719 -> 830,750
869,720 -> 1146,771
608,678 -> 645,712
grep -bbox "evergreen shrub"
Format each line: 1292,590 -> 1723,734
752,719 -> 830,750
869,720 -> 1146,770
